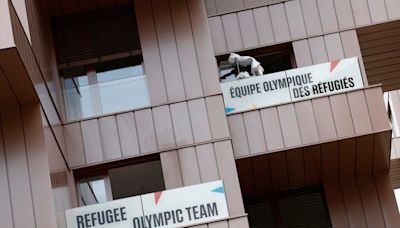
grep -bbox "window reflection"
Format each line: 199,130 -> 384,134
79,179 -> 108,206
61,55 -> 150,121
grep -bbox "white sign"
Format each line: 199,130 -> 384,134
221,57 -> 364,114
65,181 -> 229,228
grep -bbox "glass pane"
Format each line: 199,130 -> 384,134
97,65 -> 144,83
63,74 -> 150,121
79,179 -> 108,206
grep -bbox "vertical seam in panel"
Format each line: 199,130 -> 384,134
176,149 -> 185,186
167,0 -> 188,100
328,96 -> 340,138
112,115 -> 123,158
167,105 -> 178,147
354,151 -> 369,227
150,109 -> 163,151
293,104 -> 304,144
266,6 -> 276,42
185,0 -> 205,96
211,143 -> 222,184
250,9 -> 260,46
0,119 -> 15,228
276,107 -> 287,148
149,108 -> 160,151
364,0 -> 373,24
133,112 -> 144,155
149,0 -> 170,103
19,106 -> 38,227
78,122 -> 87,164
344,93 -> 357,135
382,0 -> 389,19
234,13 -> 245,49
330,0 -> 340,31
241,113 -> 252,154
184,102 -> 196,143
372,174 -> 388,228
203,97 -> 215,140
283,2 -> 293,39
95,119 -> 105,161
337,176 -> 351,227
310,99 -> 321,141
298,0 -> 309,37
194,145 -> 204,183
257,110 -> 269,153
346,0 -> 357,28
362,90 -> 377,132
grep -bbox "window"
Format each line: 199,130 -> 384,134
217,43 -> 295,83
394,188 -> 400,212
51,4 -> 149,121
75,158 -> 165,206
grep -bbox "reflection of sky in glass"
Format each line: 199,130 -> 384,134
395,189 -> 400,212
90,179 -> 107,203
63,65 -> 150,121
97,65 -> 144,83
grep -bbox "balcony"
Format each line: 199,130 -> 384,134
223,58 -> 392,172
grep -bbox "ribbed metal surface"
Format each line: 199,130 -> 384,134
358,20 -> 400,92
51,4 -> 140,64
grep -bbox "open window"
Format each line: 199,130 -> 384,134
74,156 -> 165,206
216,43 -> 296,83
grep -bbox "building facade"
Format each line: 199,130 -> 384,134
1,0 -> 400,227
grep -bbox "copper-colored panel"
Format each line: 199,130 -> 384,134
134,0 -> 168,105
333,0 -> 355,29
294,101 -> 319,144
160,150 -> 183,189
135,109 -> 158,153
374,172 -> 400,227
169,0 -> 204,99
322,142 -> 339,179
152,0 -> 185,102
208,17 -> 228,54
338,139 -> 356,177
253,7 -> 275,46
357,176 -> 386,227
214,140 -> 245,216
260,107 -> 284,151
304,145 -> 322,185
178,147 -> 201,186
64,122 -> 86,167
228,216 -> 250,228
347,91 -> 373,134
237,10 -> 259,48
221,13 -> 243,51
323,179 -> 350,228
236,158 -> 256,197
364,87 -> 390,131
373,131 -> 391,171
350,0 -> 372,26
278,104 -> 302,147
284,0 -> 306,39
324,33 -> 345,60
367,0 -> 388,23
286,148 -> 306,189
269,152 -> 289,192
0,117 -> 13,228
206,96 -> 230,139
187,0 -> 221,95
196,144 -> 219,182
188,99 -> 212,143
300,0 -> 323,36
227,114 -> 250,157
251,155 -> 272,195
356,135 -> 374,175
116,112 -> 140,157
243,111 -> 267,154
152,105 -> 176,149
98,116 -> 122,161
330,94 -> 355,138
293,39 -> 312,67
316,0 -> 339,33
340,178 -> 368,227
170,102 -> 194,146
81,119 -> 104,164
308,36 -> 328,64
269,4 -> 291,42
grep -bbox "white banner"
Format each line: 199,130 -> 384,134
65,181 -> 229,228
221,57 -> 364,114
